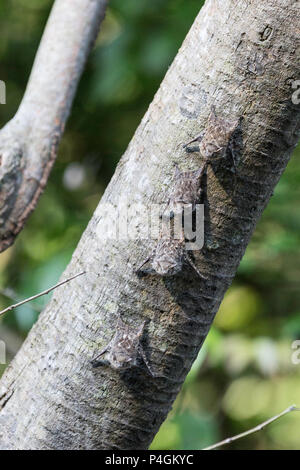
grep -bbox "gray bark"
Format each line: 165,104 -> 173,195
0,0 -> 299,450
0,0 -> 108,252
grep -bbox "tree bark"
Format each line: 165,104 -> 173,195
0,0 -> 299,450
0,0 -> 108,252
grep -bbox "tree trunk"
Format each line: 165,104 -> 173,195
0,0 -> 299,450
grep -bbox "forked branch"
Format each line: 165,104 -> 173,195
0,0 -> 108,252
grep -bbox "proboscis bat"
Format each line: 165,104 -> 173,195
160,164 -> 206,222
183,105 -> 239,166
136,106 -> 239,280
91,316 -> 153,376
136,223 -> 205,279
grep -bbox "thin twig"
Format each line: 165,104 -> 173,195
203,405 -> 300,450
0,272 -> 86,317
0,287 -> 42,313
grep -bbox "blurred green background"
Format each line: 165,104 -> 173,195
0,0 -> 299,450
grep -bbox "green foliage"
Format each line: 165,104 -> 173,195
0,0 -> 299,450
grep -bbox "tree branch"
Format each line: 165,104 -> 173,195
203,405 -> 300,450
0,0 -> 299,450
0,272 -> 86,317
0,0 -> 108,252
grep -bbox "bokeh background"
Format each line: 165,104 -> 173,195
0,0 -> 299,450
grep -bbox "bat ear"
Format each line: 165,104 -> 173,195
230,118 -> 239,131
209,105 -> 217,120
193,167 -> 203,179
174,163 -> 181,178
116,313 -> 126,329
137,321 -> 145,336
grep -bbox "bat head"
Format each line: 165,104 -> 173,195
108,319 -> 145,370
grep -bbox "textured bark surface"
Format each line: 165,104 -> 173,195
0,0 -> 299,450
0,0 -> 108,252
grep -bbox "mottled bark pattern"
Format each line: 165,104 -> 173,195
0,0 -> 299,450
